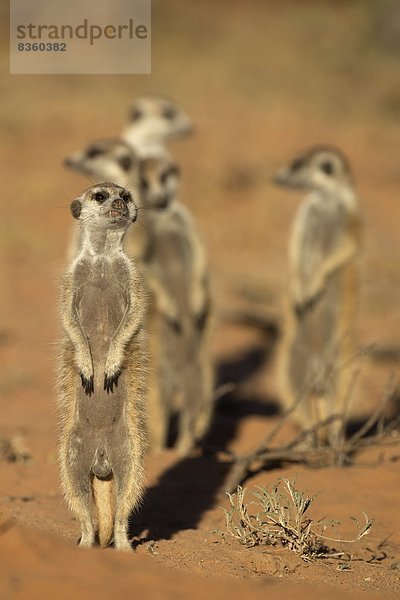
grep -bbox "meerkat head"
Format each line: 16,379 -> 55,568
123,95 -> 193,149
138,157 -> 180,210
274,146 -> 353,192
70,182 -> 138,230
64,139 -> 139,186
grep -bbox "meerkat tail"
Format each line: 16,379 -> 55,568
92,477 -> 115,547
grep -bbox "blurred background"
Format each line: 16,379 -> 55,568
1,0 -> 400,448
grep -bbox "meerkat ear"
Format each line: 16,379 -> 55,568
70,199 -> 82,219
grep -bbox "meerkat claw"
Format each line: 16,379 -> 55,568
295,288 -> 325,319
104,371 -> 121,394
80,374 -> 94,396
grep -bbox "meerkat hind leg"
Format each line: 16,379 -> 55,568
59,431 -> 96,547
62,465 -> 95,547
112,449 -> 144,551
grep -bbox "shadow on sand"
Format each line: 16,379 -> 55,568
129,334 -> 279,543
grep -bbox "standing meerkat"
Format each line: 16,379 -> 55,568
274,146 -> 361,444
57,182 -> 147,550
138,156 -> 213,455
122,95 -> 193,159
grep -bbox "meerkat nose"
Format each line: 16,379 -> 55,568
112,199 -> 126,210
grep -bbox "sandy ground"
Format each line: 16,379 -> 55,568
1,1 -> 400,598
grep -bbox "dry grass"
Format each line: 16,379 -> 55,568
218,478 -> 373,561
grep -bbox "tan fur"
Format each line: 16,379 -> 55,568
274,146 -> 361,443
57,182 -> 148,550
92,477 -> 114,547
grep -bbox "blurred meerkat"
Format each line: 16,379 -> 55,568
57,182 -> 147,550
122,95 -> 193,159
138,156 -> 213,455
274,146 -> 361,444
65,138 -> 139,188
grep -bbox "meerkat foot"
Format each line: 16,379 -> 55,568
78,527 -> 96,548
175,435 -> 195,457
79,537 -> 95,548
104,370 -> 122,394
114,537 -> 132,552
113,523 -> 132,551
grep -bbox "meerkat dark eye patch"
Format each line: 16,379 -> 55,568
70,199 -> 82,219
160,165 -> 179,184
162,106 -> 176,120
117,155 -> 133,172
320,161 -> 334,175
130,108 -> 142,121
120,190 -> 132,202
86,147 -> 103,159
93,191 -> 109,203
290,157 -> 305,171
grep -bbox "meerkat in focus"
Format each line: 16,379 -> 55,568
122,95 -> 193,159
274,146 -> 361,444
57,182 -> 147,550
138,156 -> 213,455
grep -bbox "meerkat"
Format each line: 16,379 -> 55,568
274,146 -> 361,444
138,156 -> 213,455
57,182 -> 147,550
64,138 -> 142,259
122,95 -> 193,159
65,138 -> 139,189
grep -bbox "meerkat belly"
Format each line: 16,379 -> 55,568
290,273 -> 342,393
78,281 -> 126,428
153,228 -> 193,313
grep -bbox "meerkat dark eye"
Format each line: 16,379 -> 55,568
93,191 -> 109,203
130,108 -> 142,122
86,147 -> 103,159
118,155 -> 133,172
320,161 -> 334,176
120,190 -> 131,202
160,165 -> 179,184
162,106 -> 176,120
291,157 -> 305,171
160,170 -> 169,184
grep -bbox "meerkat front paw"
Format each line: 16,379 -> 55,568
75,353 -> 94,396
104,370 -> 122,394
80,373 -> 94,396
294,287 -> 325,318
104,350 -> 123,394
